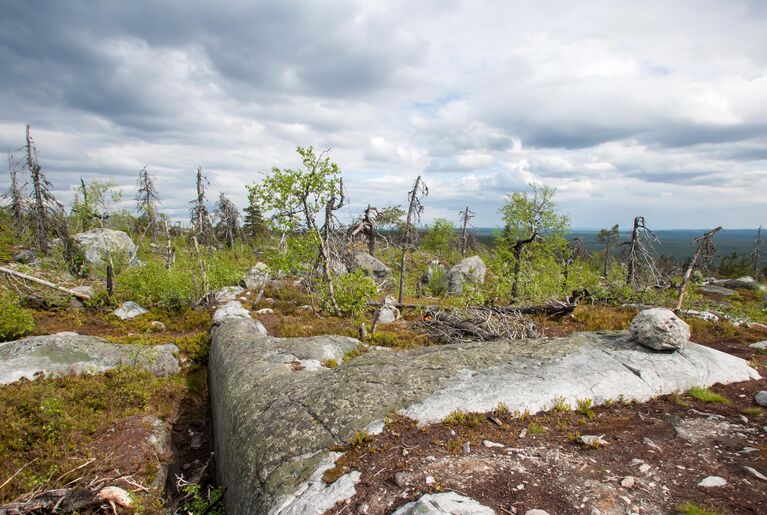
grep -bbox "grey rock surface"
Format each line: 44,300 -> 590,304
209,315 -> 758,514
755,391 -> 767,407
447,255 -> 486,294
391,492 -> 494,515
629,308 -> 690,351
354,253 -> 391,281
375,295 -> 401,324
212,286 -> 246,303
749,341 -> 767,350
13,249 -> 37,264
713,276 -> 766,291
0,333 -> 180,384
114,301 -> 148,320
72,229 -> 137,267
70,285 -> 95,298
243,262 -> 271,290
211,301 -> 267,339
698,284 -> 736,297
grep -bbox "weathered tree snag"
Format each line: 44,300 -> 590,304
398,176 -> 428,304
4,153 -> 24,232
190,167 -> 215,247
0,266 -> 92,300
349,205 -> 379,256
625,216 -> 660,288
511,233 -> 537,300
136,166 -> 160,244
459,206 -> 475,257
675,226 -> 722,311
26,125 -> 50,254
753,225 -> 763,280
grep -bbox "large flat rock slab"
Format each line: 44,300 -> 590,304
208,315 -> 760,515
0,332 -> 180,384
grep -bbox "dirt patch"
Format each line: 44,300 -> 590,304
324,342 -> 767,515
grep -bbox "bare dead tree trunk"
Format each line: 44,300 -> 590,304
6,154 -> 24,231
0,266 -> 92,300
398,176 -> 428,304
163,217 -> 175,269
625,216 -> 661,288
316,180 -> 345,316
511,233 -> 537,300
27,125 -> 49,253
459,206 -> 475,257
753,225 -> 763,280
192,235 -> 209,298
675,226 -> 722,311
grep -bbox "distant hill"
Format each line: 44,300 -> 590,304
471,228 -> 765,265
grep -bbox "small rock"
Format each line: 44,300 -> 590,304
255,308 -> 274,315
580,434 -> 609,447
394,471 -> 408,488
698,476 -> 727,487
462,442 -> 471,454
629,308 -> 690,351
375,295 -> 401,324
620,476 -> 635,488
483,440 -> 504,448
525,510 -> 550,515
425,475 -> 435,485
519,428 -> 527,438
242,262 -> 270,290
516,483 -> 525,491
744,466 -> 767,480
638,464 -> 651,474
13,249 -> 37,264
149,321 -> 166,333
357,503 -> 369,514
748,341 -> 767,350
643,437 -> 661,451
755,391 -> 767,407
739,414 -> 749,424
590,509 -> 601,515
742,447 -> 759,454
114,301 -> 148,320
402,448 -> 409,456
630,458 -> 644,466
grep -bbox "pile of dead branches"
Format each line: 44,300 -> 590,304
415,306 -> 539,344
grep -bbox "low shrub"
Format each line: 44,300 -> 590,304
0,290 -> 35,341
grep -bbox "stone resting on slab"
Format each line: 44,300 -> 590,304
207,302 -> 760,514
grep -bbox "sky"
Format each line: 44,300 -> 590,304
0,0 -> 766,230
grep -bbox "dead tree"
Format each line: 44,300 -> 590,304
398,176 -> 428,303
675,226 -> 721,310
625,216 -> 661,288
190,167 -> 215,247
348,204 -> 379,256
562,237 -> 589,285
136,166 -> 160,243
459,205 -> 475,257
319,178 -> 347,316
3,153 -> 24,232
752,225 -> 763,280
23,126 -> 77,271
597,224 -> 620,277
214,192 -> 242,249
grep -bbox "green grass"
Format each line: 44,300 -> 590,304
527,421 -> 545,434
688,386 -> 730,404
676,502 -> 720,515
742,407 -> 763,416
0,368 -> 186,503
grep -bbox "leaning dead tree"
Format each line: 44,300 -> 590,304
23,126 -> 78,272
3,153 -> 24,233
190,167 -> 216,247
625,216 -> 661,288
348,204 -> 379,256
398,175 -> 428,303
675,226 -> 722,310
753,225 -> 763,280
136,166 -> 160,243
459,205 -> 475,257
214,192 -> 242,249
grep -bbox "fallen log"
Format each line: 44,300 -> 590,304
0,485 -> 132,514
367,300 -> 578,317
0,266 -> 92,301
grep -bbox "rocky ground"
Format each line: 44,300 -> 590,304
325,337 -> 767,515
